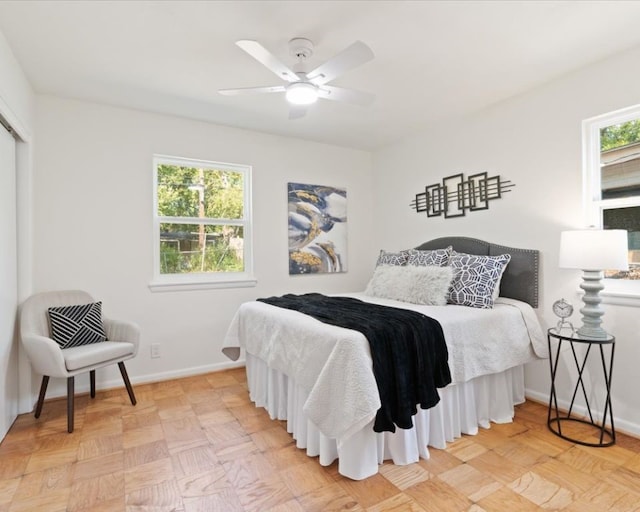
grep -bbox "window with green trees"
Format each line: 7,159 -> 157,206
152,155 -> 252,286
584,107 -> 640,281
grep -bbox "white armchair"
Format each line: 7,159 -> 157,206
20,290 -> 139,433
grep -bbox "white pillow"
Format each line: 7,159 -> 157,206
364,264 -> 454,305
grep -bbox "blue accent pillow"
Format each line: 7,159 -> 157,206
448,253 -> 511,308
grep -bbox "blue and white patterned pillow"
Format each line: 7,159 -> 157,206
407,246 -> 452,267
447,253 -> 511,308
376,249 -> 409,266
48,302 -> 107,349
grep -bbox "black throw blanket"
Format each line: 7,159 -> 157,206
257,293 -> 452,433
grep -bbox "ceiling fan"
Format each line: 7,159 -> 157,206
218,38 -> 375,119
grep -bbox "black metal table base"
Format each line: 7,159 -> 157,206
548,417 -> 615,447
547,328 -> 615,448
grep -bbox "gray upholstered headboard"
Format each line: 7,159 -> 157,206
416,237 -> 540,308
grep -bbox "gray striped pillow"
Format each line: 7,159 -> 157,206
47,302 -> 107,348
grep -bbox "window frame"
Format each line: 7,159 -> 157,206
149,154 -> 256,292
583,104 -> 640,303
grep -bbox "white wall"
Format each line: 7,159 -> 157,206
0,31 -> 34,137
0,30 -> 34,438
32,95 -> 375,399
372,44 -> 640,435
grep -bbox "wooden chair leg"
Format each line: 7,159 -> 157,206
34,376 -> 49,418
67,376 -> 75,433
90,370 -> 96,398
118,362 -> 137,406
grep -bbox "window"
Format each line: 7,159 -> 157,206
584,105 -> 640,283
150,155 -> 254,291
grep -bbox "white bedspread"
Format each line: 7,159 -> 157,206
222,293 -> 545,441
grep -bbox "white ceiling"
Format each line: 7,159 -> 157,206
2,1 -> 640,151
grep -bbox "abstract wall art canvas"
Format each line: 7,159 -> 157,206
288,182 -> 347,275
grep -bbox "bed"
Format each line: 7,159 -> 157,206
222,237 -> 546,480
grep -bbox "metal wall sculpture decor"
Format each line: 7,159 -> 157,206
410,172 -> 514,218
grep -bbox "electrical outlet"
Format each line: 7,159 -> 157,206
150,343 -> 161,359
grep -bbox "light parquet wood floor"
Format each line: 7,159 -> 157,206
2,368 -> 640,511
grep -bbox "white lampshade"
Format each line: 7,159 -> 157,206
559,229 -> 629,271
285,82 -> 318,105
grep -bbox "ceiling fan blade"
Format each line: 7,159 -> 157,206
306,41 -> 374,86
289,106 -> 308,120
236,40 -> 299,83
218,85 -> 286,96
317,86 -> 375,106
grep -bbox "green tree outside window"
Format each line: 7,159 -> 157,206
156,164 -> 245,274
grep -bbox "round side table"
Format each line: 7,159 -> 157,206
547,327 -> 615,447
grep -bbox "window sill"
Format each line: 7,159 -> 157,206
149,276 -> 257,293
600,289 -> 640,307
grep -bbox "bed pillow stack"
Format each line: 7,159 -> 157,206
367,246 -> 510,308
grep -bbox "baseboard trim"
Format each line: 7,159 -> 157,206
525,388 -> 640,440
130,359 -> 247,386
33,358 -> 247,403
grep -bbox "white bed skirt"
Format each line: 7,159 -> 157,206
245,353 -> 526,480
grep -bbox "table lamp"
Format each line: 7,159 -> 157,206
559,229 -> 628,338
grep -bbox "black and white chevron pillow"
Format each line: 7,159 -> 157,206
47,302 -> 107,349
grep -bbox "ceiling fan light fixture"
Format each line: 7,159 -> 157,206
286,82 -> 318,105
